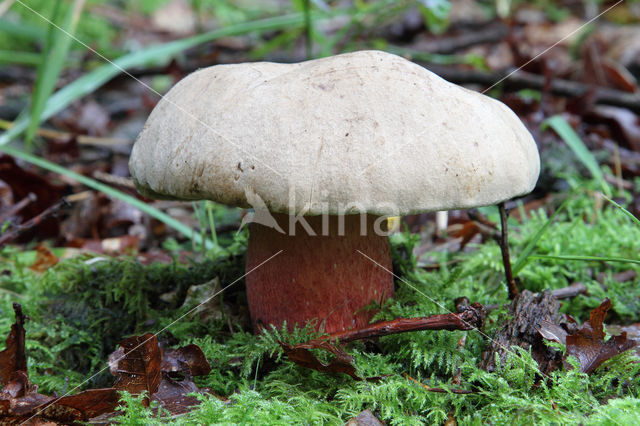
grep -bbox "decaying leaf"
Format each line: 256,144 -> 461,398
0,303 -> 27,387
28,245 -> 59,273
565,298 -> 637,374
161,344 -> 211,377
280,340 -> 362,380
0,305 -> 119,423
111,333 -> 163,404
538,298 -> 638,374
0,306 -> 215,423
152,374 -> 203,416
537,320 -> 568,345
151,342 -> 213,415
0,155 -> 65,241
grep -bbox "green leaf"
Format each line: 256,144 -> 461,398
0,49 -> 42,66
603,195 -> 640,228
542,115 -> 611,196
529,254 -> 640,266
0,17 -> 46,41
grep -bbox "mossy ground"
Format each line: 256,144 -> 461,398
1,178 -> 640,425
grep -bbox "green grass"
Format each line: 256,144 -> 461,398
25,0 -> 86,147
1,178 -> 639,424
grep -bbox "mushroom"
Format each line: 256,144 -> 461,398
129,50 -> 539,333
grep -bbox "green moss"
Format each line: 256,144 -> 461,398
1,180 -> 639,423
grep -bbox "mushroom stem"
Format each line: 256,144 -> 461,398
498,202 -> 518,299
245,213 -> 394,333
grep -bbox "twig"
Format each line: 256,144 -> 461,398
0,197 -> 70,246
418,64 -> 640,112
550,282 -> 587,299
310,302 -> 485,344
411,23 -> 508,54
498,202 -> 518,299
0,119 -> 132,146
92,171 -> 136,188
0,193 -> 37,224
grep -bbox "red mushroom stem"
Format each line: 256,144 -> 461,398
245,213 -> 394,333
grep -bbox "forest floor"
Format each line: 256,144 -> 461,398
1,0 -> 640,424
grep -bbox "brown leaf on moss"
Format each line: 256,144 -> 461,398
0,305 -> 120,423
152,374 -> 204,416
152,342 -> 213,415
111,333 -> 162,404
565,298 -> 638,374
0,303 -> 27,387
161,344 -> 211,377
280,340 -> 363,380
28,246 -> 59,273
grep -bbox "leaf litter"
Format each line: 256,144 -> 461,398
0,304 -> 215,424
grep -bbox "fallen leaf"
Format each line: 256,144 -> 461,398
29,245 -> 59,273
151,374 -> 203,416
161,344 -> 211,377
537,320 -> 568,345
565,298 -> 637,374
111,333 -> 162,404
0,305 -> 119,423
280,340 -> 363,380
0,303 -> 27,386
0,155 -> 65,241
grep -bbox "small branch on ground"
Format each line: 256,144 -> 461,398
309,301 -> 485,344
411,23 -> 508,54
551,282 -> 587,299
0,192 -> 36,224
0,197 -> 70,247
419,64 -> 640,112
498,202 -> 519,299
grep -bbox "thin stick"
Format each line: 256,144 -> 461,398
0,197 -> 70,246
418,64 -> 640,112
499,202 -> 518,299
0,192 -> 36,224
309,302 -> 485,344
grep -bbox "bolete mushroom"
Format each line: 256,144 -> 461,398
129,50 -> 539,333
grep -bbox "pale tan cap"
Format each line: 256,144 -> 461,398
130,50 -> 540,216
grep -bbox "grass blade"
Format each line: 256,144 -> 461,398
26,0 -> 86,145
0,144 -> 213,249
0,12 -> 313,146
512,195 -> 573,275
0,49 -> 42,66
529,254 -> 640,266
603,195 -> 640,227
542,115 -> 611,196
0,17 -> 46,41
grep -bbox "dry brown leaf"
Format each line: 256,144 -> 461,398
29,246 -> 59,273
565,298 -> 637,374
111,333 -> 162,404
280,340 -> 363,380
0,304 -> 27,387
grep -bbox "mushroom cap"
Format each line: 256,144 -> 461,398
130,50 -> 539,216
